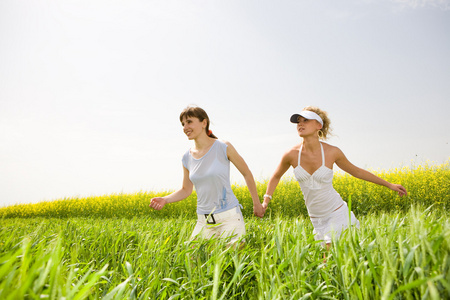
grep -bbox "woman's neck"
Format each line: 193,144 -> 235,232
301,136 -> 321,152
194,135 -> 215,151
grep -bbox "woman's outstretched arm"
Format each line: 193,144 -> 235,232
149,166 -> 194,210
335,147 -> 407,196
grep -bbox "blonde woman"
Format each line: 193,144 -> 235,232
150,106 -> 264,244
263,106 -> 407,248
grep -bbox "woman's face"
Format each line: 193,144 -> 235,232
296,116 -> 322,137
181,116 -> 206,140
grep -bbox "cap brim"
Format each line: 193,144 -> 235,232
290,114 -> 300,123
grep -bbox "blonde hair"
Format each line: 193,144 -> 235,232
303,106 -> 332,140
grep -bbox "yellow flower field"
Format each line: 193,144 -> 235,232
1,161 -> 448,219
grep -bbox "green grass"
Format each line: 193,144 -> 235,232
0,205 -> 448,299
0,161 -> 448,298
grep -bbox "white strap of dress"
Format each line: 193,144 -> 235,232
298,142 -> 325,167
320,142 -> 325,166
298,144 -> 302,166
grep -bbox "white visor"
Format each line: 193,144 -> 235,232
290,110 -> 323,126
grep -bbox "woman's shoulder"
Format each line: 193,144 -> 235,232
217,139 -> 229,145
182,147 -> 192,158
281,144 -> 301,162
216,139 -> 231,149
321,142 -> 345,161
321,142 -> 342,153
181,148 -> 192,168
287,143 -> 301,153
214,139 -> 234,158
217,139 -> 240,151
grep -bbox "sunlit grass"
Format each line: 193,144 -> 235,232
0,161 -> 448,298
0,205 -> 448,299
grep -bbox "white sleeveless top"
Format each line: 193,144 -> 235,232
294,142 -> 344,218
182,140 -> 241,215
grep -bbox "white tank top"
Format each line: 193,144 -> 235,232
294,142 -> 344,217
182,140 -> 241,215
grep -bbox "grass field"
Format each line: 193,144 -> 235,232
0,206 -> 449,299
0,161 -> 449,299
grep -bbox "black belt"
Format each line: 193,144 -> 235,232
204,214 -> 216,224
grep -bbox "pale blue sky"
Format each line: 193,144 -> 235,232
1,0 -> 449,207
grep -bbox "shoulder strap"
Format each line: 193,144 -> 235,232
298,144 -> 302,166
320,142 -> 325,166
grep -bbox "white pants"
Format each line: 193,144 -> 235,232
191,207 -> 246,243
310,202 -> 359,244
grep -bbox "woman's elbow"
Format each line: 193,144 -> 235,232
243,172 -> 256,182
181,185 -> 193,196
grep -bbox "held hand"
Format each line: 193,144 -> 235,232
262,197 -> 272,212
390,184 -> 407,197
253,202 -> 265,218
149,197 -> 166,210
262,204 -> 267,215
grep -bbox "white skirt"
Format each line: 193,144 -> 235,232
310,202 -> 360,244
191,206 -> 246,243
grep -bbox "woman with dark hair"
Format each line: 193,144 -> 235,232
150,105 -> 264,244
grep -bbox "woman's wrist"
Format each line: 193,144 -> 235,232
252,197 -> 262,204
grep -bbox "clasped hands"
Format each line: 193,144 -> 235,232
254,201 -> 268,218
